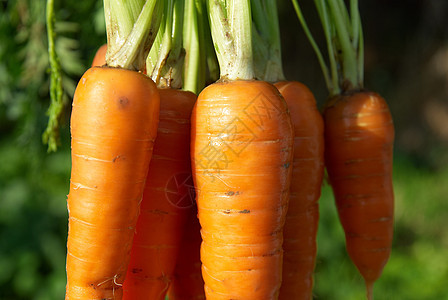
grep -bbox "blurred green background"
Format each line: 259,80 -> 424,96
1,0 -> 447,299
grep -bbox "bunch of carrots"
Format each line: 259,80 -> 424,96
45,0 -> 394,299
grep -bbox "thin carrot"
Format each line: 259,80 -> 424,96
293,1 -> 394,299
275,80 -> 324,300
252,1 -> 325,298
122,1 -> 197,298
192,1 -> 294,299
65,1 -> 161,299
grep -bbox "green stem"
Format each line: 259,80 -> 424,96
43,0 -> 65,152
201,0 -> 219,85
208,0 -> 255,81
326,0 -> 358,89
104,0 -> 162,72
147,0 -> 185,89
314,0 -> 340,96
183,0 -> 203,94
291,0 -> 333,93
251,0 -> 285,82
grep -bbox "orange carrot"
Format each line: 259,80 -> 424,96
65,1 -> 162,299
91,44 -> 107,67
168,205 -> 205,300
192,2 -> 293,297
193,79 -> 293,299
293,1 -> 395,298
323,91 -> 394,296
251,1 -> 325,298
275,81 -> 324,300
122,88 -> 196,300
66,66 -> 159,299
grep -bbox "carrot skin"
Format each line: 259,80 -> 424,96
65,66 -> 160,300
168,206 -> 205,300
192,80 -> 294,300
275,81 -> 324,300
122,89 -> 196,300
323,91 -> 394,286
91,44 -> 107,67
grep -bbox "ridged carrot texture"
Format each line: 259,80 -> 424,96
168,206 -> 205,300
251,1 -> 325,297
65,1 -> 161,299
323,91 -> 394,292
292,1 -> 394,298
275,81 -> 324,299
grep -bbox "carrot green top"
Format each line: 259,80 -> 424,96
208,0 -> 255,81
104,0 -> 162,72
145,0 -> 184,89
251,0 -> 285,82
292,0 -> 364,96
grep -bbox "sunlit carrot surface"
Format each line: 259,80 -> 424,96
192,80 -> 293,299
65,66 -> 160,299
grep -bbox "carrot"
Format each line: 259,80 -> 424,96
65,1 -> 161,299
251,1 -> 325,298
122,88 -> 196,299
168,206 -> 205,300
293,1 -> 394,299
122,1 -> 198,298
275,81 -> 324,300
167,2 -> 208,299
91,44 -> 107,67
192,1 -> 294,299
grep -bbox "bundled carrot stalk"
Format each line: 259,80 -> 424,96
64,1 -> 161,299
191,0 -> 294,299
251,0 -> 325,299
293,0 -> 394,299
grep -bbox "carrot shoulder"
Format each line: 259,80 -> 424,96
66,67 -> 159,299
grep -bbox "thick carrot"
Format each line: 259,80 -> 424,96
91,44 -> 107,67
275,81 -> 324,300
122,88 -> 196,299
65,1 -> 162,299
323,90 -> 394,295
192,1 -> 294,298
66,66 -> 159,299
293,1 -> 395,298
193,80 -> 293,299
168,205 -> 205,300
